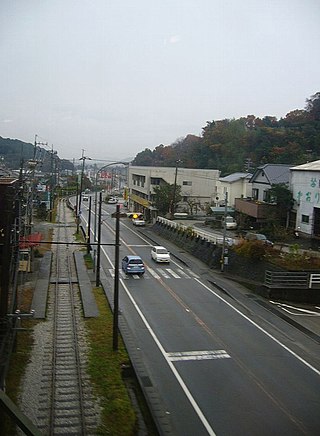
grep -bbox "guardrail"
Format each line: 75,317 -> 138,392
156,216 -> 234,245
265,271 -> 320,289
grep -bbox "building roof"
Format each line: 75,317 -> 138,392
220,172 -> 252,183
250,164 -> 292,185
290,160 -> 320,171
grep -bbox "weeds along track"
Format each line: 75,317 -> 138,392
31,200 -> 100,435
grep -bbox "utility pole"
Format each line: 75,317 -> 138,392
113,204 -> 120,351
220,191 -> 228,272
171,159 -> 182,218
95,192 -> 102,287
77,150 -> 91,233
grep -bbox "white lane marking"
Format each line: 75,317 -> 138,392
188,270 -> 200,278
147,267 -> 161,279
166,268 -> 181,278
195,278 -> 320,377
127,244 -> 151,247
120,277 -> 216,436
132,274 -> 141,279
270,301 -> 320,316
119,270 -> 128,279
177,268 -> 191,279
167,350 -> 231,362
157,268 -> 171,279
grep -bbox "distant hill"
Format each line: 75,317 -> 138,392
132,92 -> 320,175
0,136 -> 74,172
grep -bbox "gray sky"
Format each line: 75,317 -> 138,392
1,0 -> 319,161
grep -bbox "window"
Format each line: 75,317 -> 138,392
151,177 -> 161,185
183,181 -> 192,186
263,190 -> 271,202
252,188 -> 259,200
301,215 -> 309,224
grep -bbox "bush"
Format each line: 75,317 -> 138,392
234,240 -> 269,260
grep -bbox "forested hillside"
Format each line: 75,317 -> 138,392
133,92 -> 320,175
0,137 -> 73,172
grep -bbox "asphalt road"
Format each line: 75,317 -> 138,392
79,197 -> 320,436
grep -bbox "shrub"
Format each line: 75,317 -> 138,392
234,240 -> 269,260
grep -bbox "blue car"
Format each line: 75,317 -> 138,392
122,255 -> 145,275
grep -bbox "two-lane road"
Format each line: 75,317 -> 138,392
79,198 -> 320,435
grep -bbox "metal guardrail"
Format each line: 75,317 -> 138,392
0,389 -> 42,435
265,271 -> 320,289
156,216 -> 232,245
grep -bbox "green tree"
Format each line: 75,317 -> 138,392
268,183 -> 294,227
153,183 -> 181,216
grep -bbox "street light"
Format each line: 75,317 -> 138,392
93,161 -> 129,241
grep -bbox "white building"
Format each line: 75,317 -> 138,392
290,160 -> 320,237
218,172 -> 252,207
127,165 -> 220,219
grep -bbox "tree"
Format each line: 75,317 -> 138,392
268,183 -> 294,227
153,183 -> 181,216
305,92 -> 320,121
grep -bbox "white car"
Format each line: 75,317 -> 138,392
151,246 -> 171,263
132,217 -> 145,226
108,197 -> 118,204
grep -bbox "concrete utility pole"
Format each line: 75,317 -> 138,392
220,191 -> 228,272
171,159 -> 182,218
77,150 -> 91,233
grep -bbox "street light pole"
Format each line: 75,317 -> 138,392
94,161 -> 129,242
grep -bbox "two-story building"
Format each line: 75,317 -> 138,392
234,164 -> 293,227
290,160 -> 320,237
217,172 -> 252,208
127,165 -> 220,220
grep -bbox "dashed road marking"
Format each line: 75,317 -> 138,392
167,350 -> 231,362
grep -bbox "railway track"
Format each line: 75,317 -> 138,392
20,200 -> 100,435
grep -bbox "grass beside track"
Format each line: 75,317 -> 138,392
85,286 -> 137,435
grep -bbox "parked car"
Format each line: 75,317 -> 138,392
221,215 -> 237,230
245,232 -> 273,246
151,246 -> 171,263
132,217 -> 146,226
121,255 -> 145,275
108,197 -> 118,204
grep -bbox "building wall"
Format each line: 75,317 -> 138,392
218,179 -> 252,207
127,166 -> 220,213
290,169 -> 320,235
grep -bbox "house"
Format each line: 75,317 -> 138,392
234,164 -> 293,226
217,172 -> 252,208
290,160 -> 320,237
250,164 -> 292,202
127,165 -> 220,220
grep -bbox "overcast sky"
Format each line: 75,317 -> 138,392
1,0 -> 319,162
